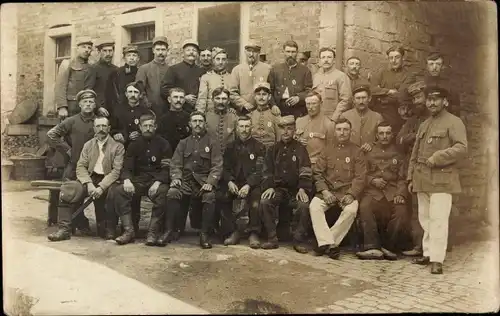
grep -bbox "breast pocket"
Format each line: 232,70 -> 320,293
324,85 -> 338,100
432,168 -> 452,185
428,130 -> 449,149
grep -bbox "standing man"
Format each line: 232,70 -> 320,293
356,122 -> 409,260
48,116 -> 125,241
161,39 -> 205,113
47,90 -> 99,234
205,88 -> 239,155
196,47 -> 233,113
371,45 -> 416,135
91,39 -> 117,114
407,86 -> 467,274
157,88 -> 191,151
341,85 -> 383,151
199,47 -> 212,74
260,115 -> 313,253
298,51 -> 319,75
165,111 -> 223,249
220,115 -> 266,248
250,82 -> 281,148
309,117 -> 366,259
312,47 -> 351,122
269,40 -> 313,118
345,56 -> 370,89
55,37 -> 97,118
106,113 -> 172,246
136,36 -> 170,116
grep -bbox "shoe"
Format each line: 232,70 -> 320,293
77,226 -> 93,237
104,227 -> 116,240
96,222 -> 107,239
248,233 -> 261,249
145,215 -> 162,246
200,232 -> 212,249
327,246 -> 340,260
293,242 -> 308,254
171,230 -> 181,241
261,237 -> 279,250
381,248 -> 398,261
223,231 -> 241,246
156,230 -> 173,247
356,249 -> 384,260
48,228 -> 71,242
115,214 -> 135,245
431,262 -> 443,274
402,248 -> 423,257
412,256 -> 430,265
313,244 -> 330,256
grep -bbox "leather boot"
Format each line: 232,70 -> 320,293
431,262 -> 443,274
248,232 -> 261,249
223,231 -> 241,246
158,198 -> 179,247
48,206 -> 72,242
145,213 -> 161,246
48,228 -> 71,241
261,232 -> 279,249
200,232 -> 212,249
115,213 -> 135,245
105,227 -> 116,240
96,221 -> 106,239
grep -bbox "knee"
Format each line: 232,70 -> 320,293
309,197 -> 325,215
167,187 -> 182,200
393,204 -> 409,221
296,201 -> 310,214
259,198 -> 274,208
343,200 -> 359,217
201,191 -> 216,204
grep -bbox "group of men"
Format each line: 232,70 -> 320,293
46,35 -> 467,275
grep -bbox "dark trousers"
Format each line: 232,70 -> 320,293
218,186 -> 262,238
359,196 -> 408,252
260,187 -> 311,241
61,164 -> 90,229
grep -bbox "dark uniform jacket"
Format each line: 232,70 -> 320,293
365,143 -> 407,201
262,139 -> 313,193
110,102 -> 153,146
121,135 -> 172,184
222,137 -> 266,188
170,131 -> 223,187
91,59 -> 118,109
313,141 -> 366,200
157,109 -> 191,151
396,113 -> 427,174
161,61 -> 205,112
106,64 -> 138,115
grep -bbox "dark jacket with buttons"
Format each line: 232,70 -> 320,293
161,61 -> 205,112
223,137 -> 266,188
157,109 -> 191,151
91,59 -> 118,109
111,102 -> 153,147
106,64 -> 138,115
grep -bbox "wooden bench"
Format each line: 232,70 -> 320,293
31,180 -> 63,227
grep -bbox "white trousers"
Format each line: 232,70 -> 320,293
417,192 -> 452,263
309,197 -> 359,247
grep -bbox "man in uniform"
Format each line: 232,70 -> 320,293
298,51 -> 319,75
48,116 -> 125,241
199,47 -> 212,74
309,117 -> 366,259
91,39 -> 117,115
165,111 -> 223,249
371,45 -> 416,135
407,86 -> 467,274
196,47 -> 234,113
205,87 -> 239,154
250,82 -> 281,148
356,122 -> 409,260
345,56 -> 370,90
161,39 -> 205,113
55,37 -> 98,118
47,90 -> 99,234
157,87 -> 191,151
260,115 -> 313,253
342,85 -> 383,151
312,47 -> 351,122
269,40 -> 313,118
220,115 -> 266,248
106,113 -> 172,246
136,36 -> 170,116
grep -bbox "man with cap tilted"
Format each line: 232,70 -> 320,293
249,82 -> 281,148
55,36 -> 98,119
136,36 -> 170,116
407,86 -> 467,274
312,47 -> 352,122
260,115 -> 313,253
91,39 -> 118,114
161,39 -> 205,113
199,47 -> 212,74
48,116 -> 125,241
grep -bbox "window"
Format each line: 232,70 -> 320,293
55,35 -> 71,76
129,24 -> 155,65
198,3 -> 240,72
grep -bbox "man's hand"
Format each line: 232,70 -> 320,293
261,188 -> 276,200
407,181 -> 413,193
148,181 -> 161,197
298,137 -> 308,147
361,143 -> 373,152
243,102 -> 255,112
113,133 -> 125,143
89,185 -> 104,199
201,183 -> 213,192
285,96 -> 300,107
123,179 -> 135,194
295,188 -> 308,203
228,181 -> 239,195
185,94 -> 197,105
340,194 -> 355,207
394,195 -> 406,204
129,131 -> 140,141
238,184 -> 251,198
170,179 -> 181,188
371,178 -> 388,189
58,107 -> 69,119
87,183 -> 97,196
322,190 -> 337,205
271,105 -> 281,116
388,89 -> 398,95
160,158 -> 171,168
425,158 -> 435,168
97,107 -> 109,117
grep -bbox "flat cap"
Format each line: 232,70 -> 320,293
152,36 -> 169,47
407,81 -> 426,96
427,51 -> 443,61
211,47 -> 227,59
352,84 -> 371,95
182,39 -> 200,51
76,89 -> 97,102
76,36 -> 93,47
244,41 -> 261,51
386,45 -> 405,56
60,181 -> 85,204
278,115 -> 295,126
122,45 -> 139,55
95,39 -> 115,49
424,85 -> 448,98
254,82 -> 271,92
125,81 -> 145,94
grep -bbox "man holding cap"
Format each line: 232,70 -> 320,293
161,39 -> 205,113
55,36 -> 96,119
91,39 -> 117,113
407,86 -> 467,274
136,36 -> 170,116
249,82 -> 281,148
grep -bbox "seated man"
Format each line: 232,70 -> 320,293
165,111 -> 223,249
219,115 -> 266,248
260,115 -> 313,253
356,122 -> 409,260
48,116 -> 125,241
309,117 -> 366,259
106,113 -> 172,246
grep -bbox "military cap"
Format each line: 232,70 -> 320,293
254,82 -> 271,93
427,51 -> 443,61
122,45 -> 139,55
352,84 -> 371,95
152,36 -> 169,47
278,115 -> 296,127
211,47 -> 227,58
346,56 -> 362,63
76,89 -> 97,102
182,39 -> 200,51
125,80 -> 145,94
60,181 -> 85,204
424,85 -> 448,98
407,81 -> 427,96
386,45 -> 405,56
95,39 -> 115,50
76,36 -> 93,47
244,41 -> 261,51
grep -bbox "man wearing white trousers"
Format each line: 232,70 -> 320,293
407,86 -> 467,274
309,117 -> 367,259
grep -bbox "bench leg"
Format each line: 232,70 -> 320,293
48,190 -> 59,227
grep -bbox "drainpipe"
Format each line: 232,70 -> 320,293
336,1 -> 345,70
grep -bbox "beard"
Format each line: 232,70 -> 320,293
142,131 -> 153,139
286,57 -> 296,66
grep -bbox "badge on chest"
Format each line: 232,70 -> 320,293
250,153 -> 255,160
345,157 -> 351,163
151,156 -> 156,162
205,146 -> 210,153
292,155 -> 297,162
134,118 -> 139,125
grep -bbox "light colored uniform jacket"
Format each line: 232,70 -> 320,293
313,68 -> 352,121
229,61 -> 271,111
196,70 -> 233,113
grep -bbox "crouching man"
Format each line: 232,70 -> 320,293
106,113 -> 173,246
309,117 -> 366,259
48,116 -> 125,241
356,122 -> 409,260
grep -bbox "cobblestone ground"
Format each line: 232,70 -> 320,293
3,188 -> 499,314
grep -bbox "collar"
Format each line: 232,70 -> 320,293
247,61 -> 259,69
214,107 -> 228,115
75,56 -> 88,64
256,105 -> 270,112
182,60 -> 197,67
334,141 -> 349,148
237,136 -> 252,145
128,101 -> 140,108
97,135 -> 110,146
320,66 -> 336,75
287,61 -> 298,70
347,72 -> 359,80
79,113 -> 95,122
213,69 -> 228,75
99,59 -> 112,66
430,109 -> 448,119
192,130 -> 207,139
390,66 -> 403,72
153,59 -> 166,66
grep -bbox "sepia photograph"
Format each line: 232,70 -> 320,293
1,1 -> 499,314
